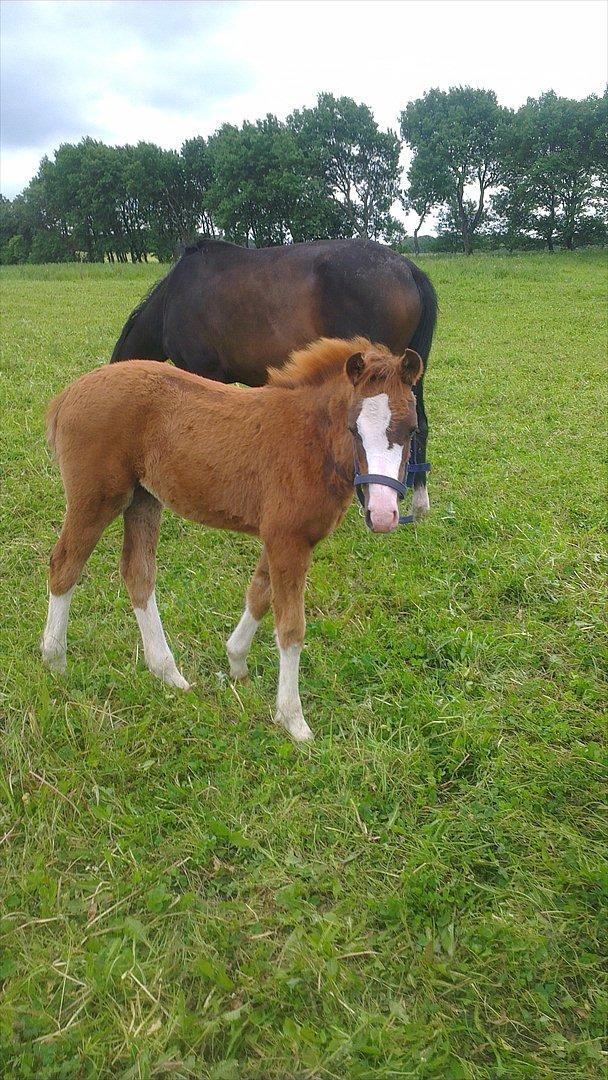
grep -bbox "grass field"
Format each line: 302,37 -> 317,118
1,252 -> 606,1079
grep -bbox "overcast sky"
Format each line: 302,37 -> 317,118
2,0 -> 607,211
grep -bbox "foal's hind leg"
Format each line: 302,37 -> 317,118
42,494 -> 128,672
120,487 -> 190,691
226,547 -> 270,680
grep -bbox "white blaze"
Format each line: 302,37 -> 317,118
356,394 -> 403,525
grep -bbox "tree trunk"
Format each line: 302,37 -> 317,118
455,181 -> 472,255
546,195 -> 556,252
413,207 -> 427,256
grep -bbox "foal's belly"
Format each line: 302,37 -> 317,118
139,479 -> 260,537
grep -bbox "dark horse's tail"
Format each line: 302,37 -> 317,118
407,260 -> 438,367
110,266 -> 175,363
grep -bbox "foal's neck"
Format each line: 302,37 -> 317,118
287,374 -> 354,472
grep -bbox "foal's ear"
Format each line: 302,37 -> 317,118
401,348 -> 423,385
346,352 -> 365,385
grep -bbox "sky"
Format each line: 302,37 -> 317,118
1,0 -> 607,225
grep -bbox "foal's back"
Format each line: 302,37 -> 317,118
48,361 -> 271,531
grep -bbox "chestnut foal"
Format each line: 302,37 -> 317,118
42,337 -> 422,740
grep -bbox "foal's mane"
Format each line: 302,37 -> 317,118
268,336 -> 400,389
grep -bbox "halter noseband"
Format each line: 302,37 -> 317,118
354,443 -> 431,526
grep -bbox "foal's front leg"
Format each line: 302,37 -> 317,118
266,537 -> 313,742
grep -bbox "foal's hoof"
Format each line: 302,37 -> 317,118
232,672 -> 250,685
276,710 -> 314,742
154,665 -> 191,691
42,652 -> 67,674
168,673 -> 191,692
41,640 -> 66,674
166,670 -> 191,692
227,656 -> 249,682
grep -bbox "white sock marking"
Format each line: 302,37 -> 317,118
412,485 -> 430,520
275,643 -> 313,741
226,605 -> 259,679
134,591 -> 189,690
41,587 -> 75,672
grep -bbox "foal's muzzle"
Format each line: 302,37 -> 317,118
354,472 -> 408,531
354,455 -> 432,529
365,505 -> 399,533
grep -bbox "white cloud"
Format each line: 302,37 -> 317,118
1,0 -> 606,213
198,0 -> 607,127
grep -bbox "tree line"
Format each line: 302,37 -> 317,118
1,87 -> 606,264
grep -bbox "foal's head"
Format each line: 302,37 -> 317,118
346,346 -> 423,533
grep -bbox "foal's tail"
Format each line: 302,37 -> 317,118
45,387 -> 70,460
408,261 -> 438,367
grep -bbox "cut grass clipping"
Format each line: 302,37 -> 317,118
0,252 -> 606,1079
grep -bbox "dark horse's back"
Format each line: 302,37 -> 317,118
111,238 -> 437,382
110,238 -> 437,499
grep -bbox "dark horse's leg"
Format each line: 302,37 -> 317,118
411,378 -> 430,521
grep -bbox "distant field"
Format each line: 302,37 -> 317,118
1,252 -> 606,1078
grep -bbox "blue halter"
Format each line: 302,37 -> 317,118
354,440 -> 431,526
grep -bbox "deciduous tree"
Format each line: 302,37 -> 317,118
207,116 -> 339,246
401,87 -> 504,254
289,93 -> 402,241
494,91 -> 607,250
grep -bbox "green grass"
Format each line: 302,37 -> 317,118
1,252 -> 606,1079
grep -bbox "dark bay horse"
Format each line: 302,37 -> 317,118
43,337 -> 423,740
110,238 -> 437,520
